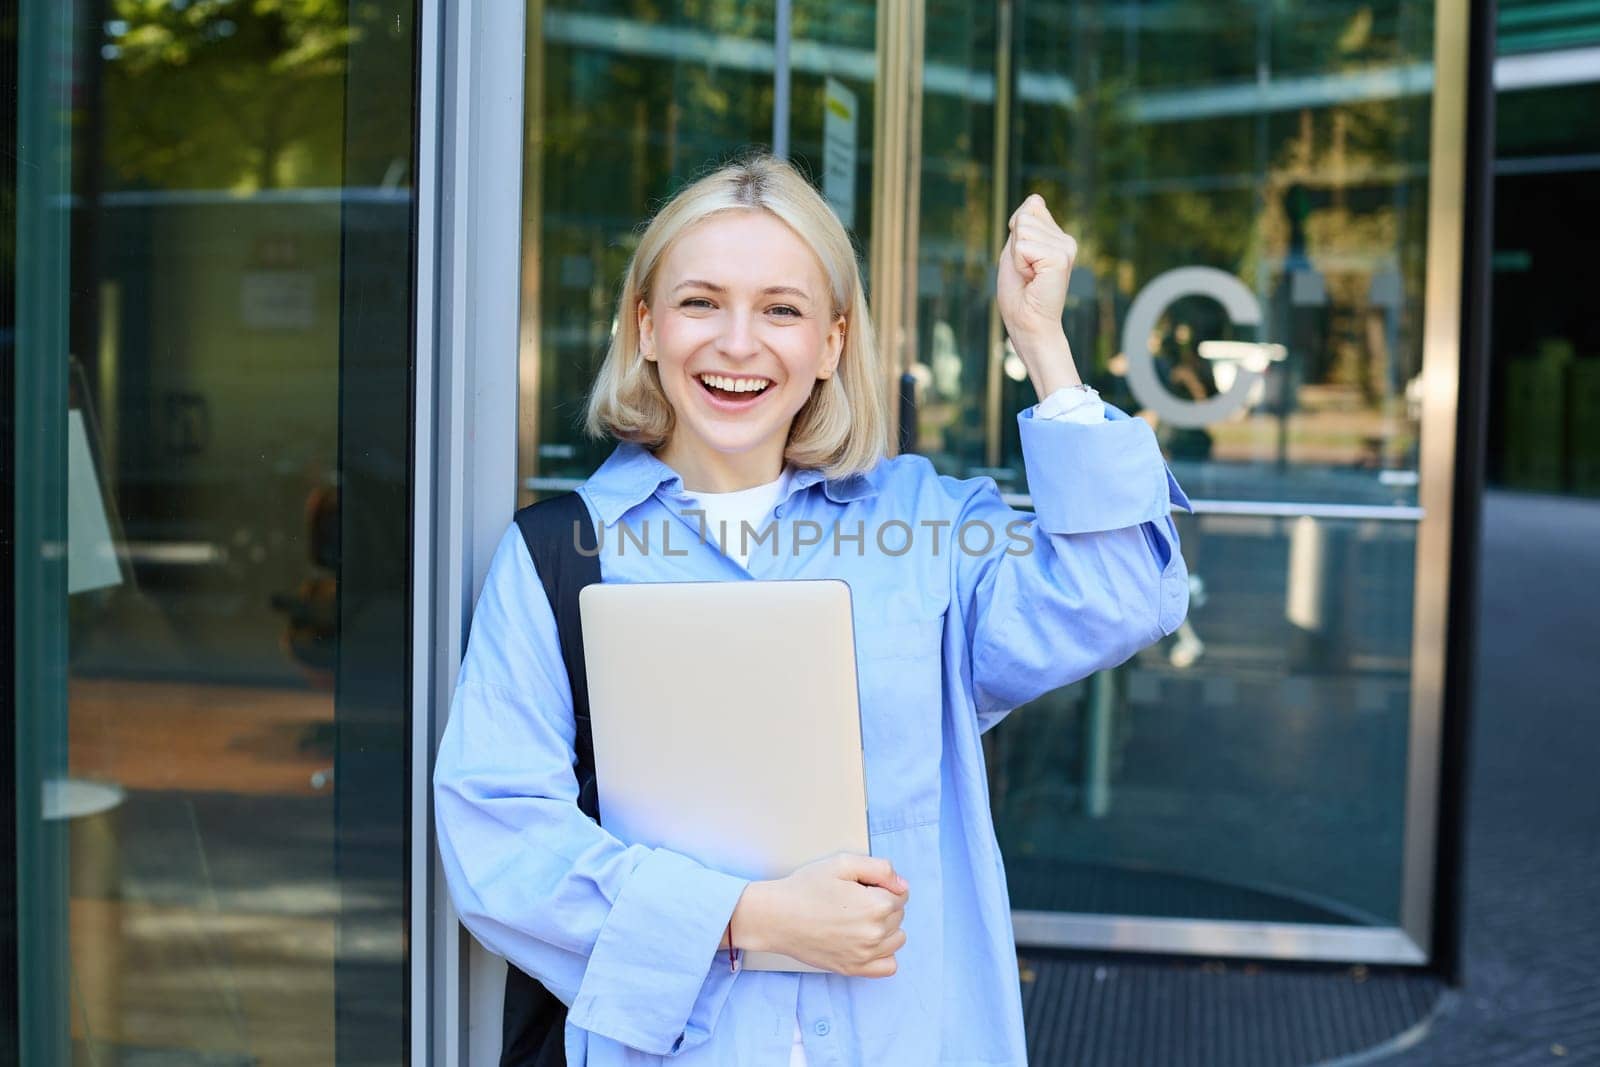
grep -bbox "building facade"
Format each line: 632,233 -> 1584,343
2,0 -> 1590,1063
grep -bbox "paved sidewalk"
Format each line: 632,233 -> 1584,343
1386,491 -> 1600,1065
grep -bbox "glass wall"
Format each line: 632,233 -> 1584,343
517,0 -> 1462,962
8,2 -> 417,1063
1487,3 -> 1600,495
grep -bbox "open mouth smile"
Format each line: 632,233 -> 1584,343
696,372 -> 775,409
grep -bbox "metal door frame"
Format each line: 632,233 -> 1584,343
999,0 -> 1486,968
412,1 -> 529,1063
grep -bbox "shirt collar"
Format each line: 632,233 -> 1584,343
786,465 -> 879,510
583,441 -> 880,527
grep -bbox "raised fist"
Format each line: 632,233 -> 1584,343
996,193 -> 1078,353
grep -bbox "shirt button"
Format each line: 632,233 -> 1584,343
814,1020 -> 831,1036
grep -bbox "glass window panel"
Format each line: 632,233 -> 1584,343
899,0 -> 1443,940
989,513 -> 1414,926
1498,0 -> 1600,53
786,0 -> 877,246
524,1 -> 877,495
1488,75 -> 1600,496
907,0 -> 999,479
531,3 -> 782,486
9,3 -> 416,1063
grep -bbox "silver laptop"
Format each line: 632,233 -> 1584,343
579,578 -> 870,972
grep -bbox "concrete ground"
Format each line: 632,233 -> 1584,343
1384,490 -> 1600,1065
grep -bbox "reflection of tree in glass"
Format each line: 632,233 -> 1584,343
530,9 -> 787,477
103,0 -> 353,191
1009,0 -> 1430,472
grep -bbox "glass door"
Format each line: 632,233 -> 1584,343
8,2 -> 419,1062
902,0 -> 1460,963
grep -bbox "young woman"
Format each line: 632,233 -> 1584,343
434,154 -> 1190,1066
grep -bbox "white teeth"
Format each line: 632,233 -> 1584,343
700,374 -> 770,394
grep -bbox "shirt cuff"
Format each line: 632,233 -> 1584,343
1017,403 -> 1192,534
1033,384 -> 1106,424
567,848 -> 748,1055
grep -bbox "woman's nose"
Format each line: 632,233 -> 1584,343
716,310 -> 759,358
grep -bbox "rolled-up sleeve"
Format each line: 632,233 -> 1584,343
950,404 -> 1191,729
433,525 -> 748,1056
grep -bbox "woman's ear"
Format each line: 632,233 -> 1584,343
817,314 -> 846,379
637,298 -> 655,361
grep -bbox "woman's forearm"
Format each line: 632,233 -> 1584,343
1011,325 -> 1083,396
723,880 -> 777,953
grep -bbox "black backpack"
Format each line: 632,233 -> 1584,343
500,491 -> 602,1067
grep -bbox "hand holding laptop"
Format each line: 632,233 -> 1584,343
580,579 -> 883,972
728,853 -> 910,978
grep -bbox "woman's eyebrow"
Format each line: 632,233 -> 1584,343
761,286 -> 812,302
671,279 -> 813,302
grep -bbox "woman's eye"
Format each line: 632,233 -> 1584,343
680,298 -> 714,309
769,305 -> 801,317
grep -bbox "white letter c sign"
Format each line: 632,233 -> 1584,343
1121,266 -> 1264,429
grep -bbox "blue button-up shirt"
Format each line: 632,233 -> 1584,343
434,404 -> 1190,1065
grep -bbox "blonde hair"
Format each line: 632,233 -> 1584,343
585,153 -> 888,478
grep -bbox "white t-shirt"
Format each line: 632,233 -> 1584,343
682,469 -> 791,571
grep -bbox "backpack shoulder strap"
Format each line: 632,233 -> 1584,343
512,491 -> 602,820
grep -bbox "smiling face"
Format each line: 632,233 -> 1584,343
638,209 -> 846,490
